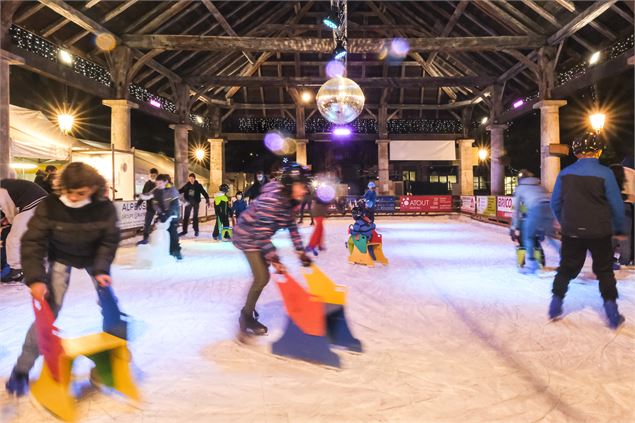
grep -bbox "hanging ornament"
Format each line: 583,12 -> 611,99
316,77 -> 365,124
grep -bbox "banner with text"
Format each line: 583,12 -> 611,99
399,195 -> 453,212
114,201 -> 147,230
460,196 -> 476,214
476,196 -> 497,217
496,196 -> 515,219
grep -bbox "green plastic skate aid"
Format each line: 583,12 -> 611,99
87,351 -> 115,387
351,234 -> 368,254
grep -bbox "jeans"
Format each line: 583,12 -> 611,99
15,262 -> 102,373
182,202 -> 200,233
168,220 -> 180,255
242,251 -> 270,313
522,202 -> 555,261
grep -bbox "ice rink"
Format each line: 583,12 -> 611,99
1,216 -> 634,423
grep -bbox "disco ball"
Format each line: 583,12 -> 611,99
316,77 -> 365,124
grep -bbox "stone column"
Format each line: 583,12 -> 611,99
376,139 -> 391,194
533,100 -> 567,192
486,124 -> 506,195
0,50 -> 24,178
458,139 -> 475,195
208,138 -> 224,193
295,139 -> 308,166
170,124 -> 192,188
102,99 -> 138,151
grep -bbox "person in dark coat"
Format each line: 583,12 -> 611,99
5,162 -> 120,397
152,174 -> 181,259
33,165 -> 57,194
0,179 -> 48,282
549,132 -> 626,329
244,171 -> 268,202
298,184 -> 314,225
178,173 -> 209,237
135,168 -> 158,245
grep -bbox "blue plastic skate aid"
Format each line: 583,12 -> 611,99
272,318 -> 341,368
97,286 -> 128,340
325,305 -> 363,353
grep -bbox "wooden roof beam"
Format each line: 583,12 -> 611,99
548,0 -> 619,45
63,0 -> 139,46
200,0 -> 255,64
135,0 -> 191,34
472,1 -> 535,35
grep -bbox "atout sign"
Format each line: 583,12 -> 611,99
399,195 -> 453,212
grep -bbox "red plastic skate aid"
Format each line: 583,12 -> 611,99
274,273 -> 325,336
32,298 -> 64,382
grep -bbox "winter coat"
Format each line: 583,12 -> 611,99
351,218 -> 375,238
231,198 -> 247,217
136,179 -> 156,208
21,195 -> 120,285
551,158 -> 625,238
364,189 -> 377,209
152,186 -> 180,221
0,179 -> 48,224
179,181 -> 209,204
214,192 -> 231,218
233,181 -> 304,263
244,177 -> 268,200
512,177 -> 551,229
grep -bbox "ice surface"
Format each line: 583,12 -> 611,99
1,216 -> 634,422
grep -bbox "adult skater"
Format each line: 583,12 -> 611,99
152,174 -> 182,260
510,170 -> 558,274
33,165 -> 57,193
179,173 -> 210,237
609,161 -> 634,267
548,132 -> 626,328
244,171 -> 268,202
364,181 -> 377,222
213,184 -> 231,241
5,163 -> 120,396
136,168 -> 158,245
305,189 -> 330,255
0,179 -> 48,282
233,163 -> 312,335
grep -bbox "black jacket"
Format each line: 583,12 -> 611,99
136,179 -> 156,208
179,181 -> 209,204
244,177 -> 268,200
153,186 -> 180,221
21,195 -> 120,285
0,179 -> 48,224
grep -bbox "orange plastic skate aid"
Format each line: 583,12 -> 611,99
274,273 -> 325,336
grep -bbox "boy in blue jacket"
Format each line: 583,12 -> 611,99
549,132 -> 626,328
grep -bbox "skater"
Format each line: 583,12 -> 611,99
548,132 -> 626,328
135,167 -> 158,245
244,171 -> 268,202
152,174 -> 182,260
213,184 -> 232,240
231,191 -> 247,220
306,189 -> 330,256
609,162 -> 634,267
33,165 -> 57,193
510,170 -> 558,274
0,179 -> 48,282
179,173 -> 210,237
298,184 -> 314,225
233,163 -> 312,335
5,162 -> 120,397
364,181 -> 377,222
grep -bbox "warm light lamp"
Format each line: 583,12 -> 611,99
590,113 -> 606,132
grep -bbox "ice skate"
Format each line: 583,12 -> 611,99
603,301 -> 625,329
5,368 -> 29,397
239,309 -> 268,337
549,295 -> 563,320
520,259 -> 539,275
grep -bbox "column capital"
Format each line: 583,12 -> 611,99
533,99 -> 567,110
376,139 -> 390,145
485,123 -> 507,131
207,137 -> 224,144
102,99 -> 139,109
169,123 -> 193,131
0,49 -> 24,65
457,138 -> 475,145
294,138 -> 309,145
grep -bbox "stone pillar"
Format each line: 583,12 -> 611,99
170,124 -> 192,188
458,139 -> 475,195
376,139 -> 391,194
295,139 -> 308,166
208,138 -> 224,193
0,50 -> 24,179
533,100 -> 567,192
102,99 -> 138,151
486,124 -> 506,195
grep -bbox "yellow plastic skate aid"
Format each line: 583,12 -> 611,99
349,246 -> 375,267
304,265 -> 346,305
31,332 -> 140,422
369,243 -> 389,265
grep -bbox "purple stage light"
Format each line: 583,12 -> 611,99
390,38 -> 410,58
316,184 -> 336,203
149,99 -> 161,108
264,131 -> 285,152
513,99 -> 524,108
333,127 -> 351,136
325,60 -> 346,78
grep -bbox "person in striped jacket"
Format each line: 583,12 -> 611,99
233,163 -> 312,336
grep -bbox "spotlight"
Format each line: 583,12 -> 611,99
323,13 -> 340,30
513,99 -> 524,109
589,51 -> 601,65
481,117 -> 488,125
149,99 -> 161,108
301,91 -> 312,103
58,49 -> 73,65
333,126 -> 351,136
194,148 -> 205,161
57,113 -> 75,134
589,112 -> 606,132
333,44 -> 347,61
325,60 -> 346,78
478,148 -> 489,161
195,115 -> 204,124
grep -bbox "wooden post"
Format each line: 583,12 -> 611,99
376,139 -> 391,194
458,139 -> 475,195
538,46 -> 557,100
486,124 -> 506,195
533,100 -> 567,192
208,138 -> 224,193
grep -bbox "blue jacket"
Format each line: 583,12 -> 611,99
364,189 -> 377,209
512,177 -> 550,229
551,158 -> 625,238
231,198 -> 247,217
351,219 -> 375,238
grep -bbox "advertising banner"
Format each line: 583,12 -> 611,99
114,200 -> 147,230
460,196 -> 476,214
375,196 -> 396,213
496,196 -> 515,219
399,195 -> 453,212
476,196 -> 497,217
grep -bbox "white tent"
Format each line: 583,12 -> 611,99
10,104 -> 74,161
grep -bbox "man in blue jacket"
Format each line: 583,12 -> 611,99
549,132 -> 626,328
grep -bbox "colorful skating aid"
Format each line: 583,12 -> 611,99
348,230 -> 389,267
30,288 -> 139,422
218,216 -> 233,241
272,265 -> 363,367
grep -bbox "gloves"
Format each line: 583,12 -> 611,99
297,251 -> 312,267
509,228 -> 519,242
